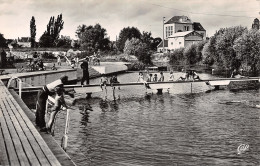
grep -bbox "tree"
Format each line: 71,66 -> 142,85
233,29 -> 260,75
30,16 -> 36,47
202,28 -> 225,67
78,24 -> 110,54
169,47 -> 185,66
215,26 -> 247,70
56,36 -> 72,48
117,27 -> 141,52
151,37 -> 162,51
124,38 -> 152,65
39,34 -> 54,47
201,26 -> 247,70
0,33 -> 7,48
75,24 -> 87,40
141,31 -> 153,49
124,38 -> 141,55
39,14 -> 64,47
183,44 -> 197,66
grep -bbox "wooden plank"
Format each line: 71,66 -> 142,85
7,94 -> 61,166
1,87 -> 52,165
0,100 -> 20,166
4,97 -> 41,166
9,89 -> 77,166
5,96 -> 51,166
0,99 -> 29,166
0,122 -> 10,165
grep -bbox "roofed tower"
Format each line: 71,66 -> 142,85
252,18 -> 259,30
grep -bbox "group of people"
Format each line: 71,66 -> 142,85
100,74 -> 120,91
137,70 -> 201,83
177,70 -> 201,81
137,71 -> 166,83
26,52 -> 45,71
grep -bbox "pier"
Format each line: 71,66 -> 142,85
0,69 -> 77,166
0,80 -> 62,165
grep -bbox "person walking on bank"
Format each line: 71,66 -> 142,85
81,58 -> 90,85
36,76 -> 70,132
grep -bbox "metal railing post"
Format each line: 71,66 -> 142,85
18,78 -> 22,98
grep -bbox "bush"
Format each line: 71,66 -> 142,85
41,52 -> 56,59
128,62 -> 146,71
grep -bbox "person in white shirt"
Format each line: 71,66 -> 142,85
46,87 -> 68,133
36,76 -> 71,132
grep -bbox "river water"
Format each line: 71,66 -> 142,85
25,72 -> 260,166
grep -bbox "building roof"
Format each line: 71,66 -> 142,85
168,31 -> 202,38
18,37 -> 31,42
157,40 -> 168,48
165,16 -> 192,24
193,22 -> 206,31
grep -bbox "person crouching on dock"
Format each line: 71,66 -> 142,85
36,76 -> 73,132
46,87 -> 68,133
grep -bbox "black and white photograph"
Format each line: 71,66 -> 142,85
0,0 -> 260,165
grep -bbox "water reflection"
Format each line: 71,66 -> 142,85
79,105 -> 93,126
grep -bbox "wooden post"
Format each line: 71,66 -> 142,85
157,89 -> 163,94
191,83 -> 192,93
214,85 -> 220,90
86,93 -> 92,99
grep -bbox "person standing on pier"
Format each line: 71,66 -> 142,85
57,54 -> 61,66
81,58 -> 90,85
36,76 -> 70,132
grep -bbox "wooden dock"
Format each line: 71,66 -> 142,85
0,80 -> 62,166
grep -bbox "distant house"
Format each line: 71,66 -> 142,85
17,37 -> 31,47
168,31 -> 203,50
157,16 -> 206,52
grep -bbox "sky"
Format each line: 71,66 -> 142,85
0,0 -> 260,41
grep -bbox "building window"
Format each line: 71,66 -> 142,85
184,26 -> 189,31
179,42 -> 181,45
166,26 -> 173,38
171,42 -> 173,45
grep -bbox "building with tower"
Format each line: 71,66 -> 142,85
157,16 -> 206,52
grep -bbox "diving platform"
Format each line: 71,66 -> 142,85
13,77 -> 260,95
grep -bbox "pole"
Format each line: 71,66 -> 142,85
163,17 -> 165,55
18,78 -> 22,98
